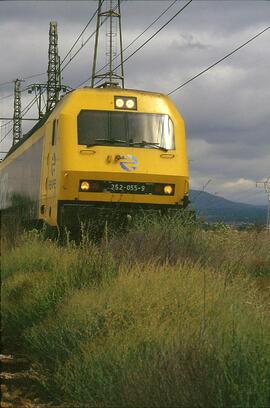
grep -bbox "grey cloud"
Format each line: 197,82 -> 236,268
0,0 -> 269,204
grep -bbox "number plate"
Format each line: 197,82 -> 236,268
104,181 -> 151,194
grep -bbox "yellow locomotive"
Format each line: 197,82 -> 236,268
0,87 -> 189,228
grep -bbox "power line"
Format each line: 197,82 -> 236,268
0,80 -> 14,87
0,86 -> 43,128
60,1 -> 120,74
0,91 -> 42,145
0,92 -> 14,101
89,0 -> 193,88
0,72 -> 46,90
91,0 -> 125,88
21,93 -> 43,117
61,0 -> 103,66
0,120 -> 12,132
0,88 -> 27,102
167,26 -> 270,95
0,1 -> 119,98
22,72 -> 46,81
0,119 -> 12,128
122,0 -> 179,56
0,85 -> 32,101
77,0 -> 193,88
1,3 -> 107,147
87,0 -> 179,88
0,126 -> 13,145
0,3 -> 102,93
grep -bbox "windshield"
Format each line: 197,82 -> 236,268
77,110 -> 175,150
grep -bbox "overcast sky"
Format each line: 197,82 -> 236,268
0,0 -> 269,205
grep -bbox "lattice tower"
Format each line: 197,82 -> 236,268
46,21 -> 61,112
91,0 -> 124,88
12,79 -> 23,145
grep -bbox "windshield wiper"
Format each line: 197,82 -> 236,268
86,139 -> 168,152
130,140 -> 168,152
86,138 -> 128,147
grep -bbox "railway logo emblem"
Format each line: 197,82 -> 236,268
119,155 -> 138,172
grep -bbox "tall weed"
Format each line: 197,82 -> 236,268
2,216 -> 270,407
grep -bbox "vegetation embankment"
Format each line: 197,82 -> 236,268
1,213 -> 270,407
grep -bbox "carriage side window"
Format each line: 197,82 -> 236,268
52,120 -> 58,145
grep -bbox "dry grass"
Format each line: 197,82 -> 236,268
1,215 -> 270,407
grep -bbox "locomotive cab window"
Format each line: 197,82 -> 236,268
77,110 -> 175,150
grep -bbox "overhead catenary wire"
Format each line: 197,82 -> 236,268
0,1 -> 117,104
0,91 -> 42,145
121,0 -> 179,55
87,0 -> 179,87
2,3 -> 267,148
0,72 -> 46,90
0,83 -> 38,102
0,119 -> 12,128
0,126 -> 13,145
0,6 -> 104,143
0,4 -> 101,91
77,0 -> 193,88
0,80 -> 14,88
0,3 -> 103,93
0,92 -> 14,101
167,26 -> 270,95
22,72 -> 46,81
61,0 -> 104,66
0,84 -> 22,128
60,0 -> 120,74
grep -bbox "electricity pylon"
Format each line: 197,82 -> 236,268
12,79 -> 24,145
256,177 -> 270,231
91,0 -> 124,88
46,21 -> 62,112
28,22 -> 69,117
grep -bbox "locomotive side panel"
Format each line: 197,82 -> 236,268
0,134 -> 44,218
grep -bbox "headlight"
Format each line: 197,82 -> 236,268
114,96 -> 137,110
164,185 -> 173,195
115,98 -> 124,108
126,99 -> 135,109
80,181 -> 90,191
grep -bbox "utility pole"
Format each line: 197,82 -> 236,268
91,0 -> 124,88
12,79 -> 24,145
46,21 -> 61,112
256,177 -> 270,232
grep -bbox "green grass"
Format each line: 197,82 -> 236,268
1,215 -> 270,407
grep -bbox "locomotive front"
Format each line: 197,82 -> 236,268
48,88 -> 189,227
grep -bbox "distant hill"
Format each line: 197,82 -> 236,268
189,190 -> 268,224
